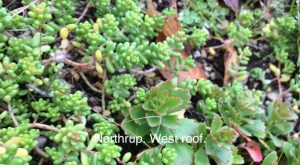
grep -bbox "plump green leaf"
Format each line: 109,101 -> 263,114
205,136 -> 231,165
122,118 -> 150,137
197,123 -> 208,138
211,115 -> 223,135
282,142 -> 300,165
136,147 -> 164,165
161,115 -> 178,129
160,96 -> 182,114
242,119 -> 266,138
269,133 -> 285,147
129,105 -> 147,125
175,118 -> 198,138
270,120 -> 294,135
230,147 -> 244,164
268,102 -> 298,122
146,112 -> 161,127
262,151 -> 278,165
194,148 -> 210,165
166,143 -> 194,165
150,126 -> 174,144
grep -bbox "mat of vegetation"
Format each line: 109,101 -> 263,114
0,0 -> 299,164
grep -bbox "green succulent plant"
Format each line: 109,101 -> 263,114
54,120 -> 88,153
0,0 -> 299,164
95,140 -> 122,165
0,144 -> 31,165
122,81 -> 191,137
104,74 -> 137,99
0,124 -> 39,150
45,146 -> 80,165
91,114 -> 119,137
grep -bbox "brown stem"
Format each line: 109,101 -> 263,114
12,0 -> 41,16
76,49 -> 90,56
7,102 -> 18,127
78,1 -> 91,21
117,158 -> 125,165
102,68 -> 107,111
277,64 -> 283,103
64,59 -> 94,68
30,123 -> 60,133
38,158 -> 45,165
34,148 -> 49,159
61,114 -> 67,123
42,57 -> 94,68
79,72 -> 102,94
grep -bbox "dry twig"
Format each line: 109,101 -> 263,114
79,72 -> 103,94
7,102 -> 18,127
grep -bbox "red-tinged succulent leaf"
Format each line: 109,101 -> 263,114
215,127 -> 236,144
234,126 -> 252,142
170,89 -> 191,113
223,0 -> 239,13
269,102 -> 298,121
235,126 -> 263,162
241,140 -> 263,163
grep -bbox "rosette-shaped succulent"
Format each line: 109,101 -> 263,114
122,81 -> 191,137
54,120 -> 88,153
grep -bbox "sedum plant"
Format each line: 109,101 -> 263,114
197,80 -> 266,138
0,124 -> 39,151
54,120 -> 88,153
104,74 -> 136,99
136,146 -> 177,165
122,81 -> 191,137
95,140 -> 122,165
0,144 -> 31,165
91,114 -> 119,137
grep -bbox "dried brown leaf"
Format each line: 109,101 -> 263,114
146,0 -> 160,16
223,39 -> 238,85
160,51 -> 207,82
162,14 -> 182,37
150,1 -> 206,82
223,0 -> 239,13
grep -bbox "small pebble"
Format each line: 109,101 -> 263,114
205,66 -> 212,72
207,56 -> 214,61
210,72 -> 216,80
201,49 -> 207,58
285,93 -> 293,102
267,92 -> 278,101
205,72 -> 210,77
193,50 -> 201,58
